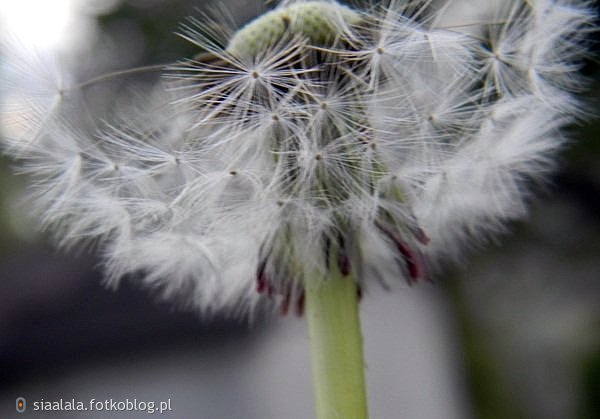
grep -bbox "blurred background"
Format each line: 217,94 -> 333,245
0,1 -> 598,418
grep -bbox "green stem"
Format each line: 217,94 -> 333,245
305,267 -> 368,419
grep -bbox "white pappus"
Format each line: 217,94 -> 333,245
0,0 -> 595,316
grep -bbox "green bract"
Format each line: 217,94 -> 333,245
226,1 -> 361,57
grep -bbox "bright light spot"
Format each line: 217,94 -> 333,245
0,0 -> 76,50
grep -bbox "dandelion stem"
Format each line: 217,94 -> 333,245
305,267 -> 368,419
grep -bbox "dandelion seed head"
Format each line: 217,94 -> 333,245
1,0 -> 595,315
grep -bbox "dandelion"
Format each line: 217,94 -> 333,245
0,0 -> 594,418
